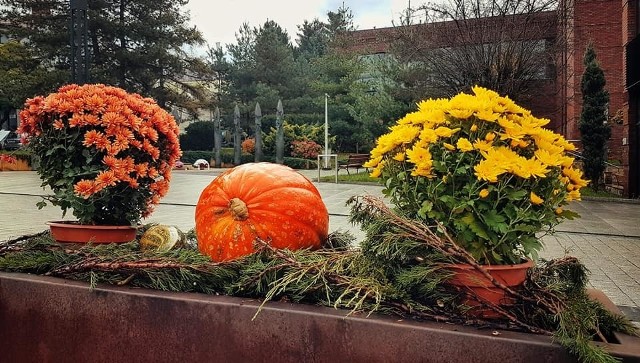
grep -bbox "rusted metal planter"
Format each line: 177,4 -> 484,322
1,272 -> 638,362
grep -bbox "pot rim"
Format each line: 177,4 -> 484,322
46,221 -> 138,230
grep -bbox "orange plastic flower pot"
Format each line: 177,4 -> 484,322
446,259 -> 534,318
47,221 -> 137,244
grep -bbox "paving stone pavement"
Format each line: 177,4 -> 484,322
1,169 -> 639,323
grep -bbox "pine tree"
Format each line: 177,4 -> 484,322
579,44 -> 611,190
0,0 -> 207,114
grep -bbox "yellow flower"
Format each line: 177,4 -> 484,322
389,124 -> 420,145
473,139 -> 493,153
423,109 -> 447,124
470,124 -> 478,132
534,149 -> 564,167
456,138 -> 473,152
479,189 -> 489,198
435,127 -> 460,138
512,158 -> 549,179
562,167 -> 589,188
530,192 -> 544,205
474,160 -> 505,183
418,128 -> 438,144
444,143 -> 455,151
566,189 -> 582,201
363,156 -> 382,168
485,132 -> 496,141
406,145 -> 433,170
448,109 -> 474,119
555,207 -> 563,215
472,85 -> 500,99
393,152 -> 405,161
370,167 -> 382,178
475,109 -> 499,122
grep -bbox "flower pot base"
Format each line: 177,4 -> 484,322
47,221 -> 137,244
446,260 -> 534,318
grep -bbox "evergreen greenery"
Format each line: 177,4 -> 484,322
579,44 -> 611,191
0,0 -> 208,115
1,200 -> 637,363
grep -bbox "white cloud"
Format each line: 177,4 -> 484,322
184,0 -> 327,48
183,0 -> 418,51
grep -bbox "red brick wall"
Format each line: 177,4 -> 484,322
566,0 -> 632,194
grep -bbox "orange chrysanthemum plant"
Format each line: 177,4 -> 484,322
364,86 -> 588,265
19,84 -> 181,226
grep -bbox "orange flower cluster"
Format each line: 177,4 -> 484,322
0,154 -> 17,164
19,84 -> 181,220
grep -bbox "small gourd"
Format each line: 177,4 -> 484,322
140,225 -> 185,252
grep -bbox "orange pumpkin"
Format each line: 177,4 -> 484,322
195,162 -> 329,261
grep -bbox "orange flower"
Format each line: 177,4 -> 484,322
83,93 -> 105,112
135,162 -> 149,177
73,180 -> 95,198
102,155 -> 119,168
95,170 -> 118,188
83,130 -> 106,147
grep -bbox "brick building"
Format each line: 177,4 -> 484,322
563,0 -> 639,197
343,0 -> 639,197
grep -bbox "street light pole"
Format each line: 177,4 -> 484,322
324,93 -> 329,168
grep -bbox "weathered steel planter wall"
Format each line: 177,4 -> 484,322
1,272 -> 638,362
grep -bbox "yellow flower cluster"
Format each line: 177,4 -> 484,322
365,86 -> 588,202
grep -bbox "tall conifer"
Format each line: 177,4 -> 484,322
579,44 -> 611,190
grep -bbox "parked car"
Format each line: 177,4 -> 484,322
0,130 -> 22,150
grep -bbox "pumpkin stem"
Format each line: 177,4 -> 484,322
229,198 -> 249,221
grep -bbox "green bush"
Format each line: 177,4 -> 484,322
179,121 -> 215,151
180,150 -> 213,164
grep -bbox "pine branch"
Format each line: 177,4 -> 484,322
1,223 -> 637,363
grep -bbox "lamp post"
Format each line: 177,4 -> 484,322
70,0 -> 89,84
324,93 -> 329,168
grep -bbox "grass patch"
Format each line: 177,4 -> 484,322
579,186 -> 622,198
320,171 -> 383,184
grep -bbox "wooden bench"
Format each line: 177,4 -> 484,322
338,154 -> 370,175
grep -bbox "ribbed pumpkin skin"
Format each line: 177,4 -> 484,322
195,162 -> 329,261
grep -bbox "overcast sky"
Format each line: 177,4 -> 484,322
183,0 -> 412,50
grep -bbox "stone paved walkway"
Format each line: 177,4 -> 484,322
1,169 -> 639,323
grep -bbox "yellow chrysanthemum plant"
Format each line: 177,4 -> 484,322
365,86 -> 588,265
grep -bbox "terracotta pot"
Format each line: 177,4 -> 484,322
47,221 -> 137,244
446,259 -> 534,318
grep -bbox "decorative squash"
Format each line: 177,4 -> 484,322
195,162 -> 329,261
140,225 -> 186,252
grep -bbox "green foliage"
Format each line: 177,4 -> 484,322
263,121 -> 326,156
253,20 -> 296,99
579,45 -> 611,191
0,41 -> 65,112
0,0 -> 208,114
310,52 -> 368,152
319,171 -> 382,184
179,121 -> 215,151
